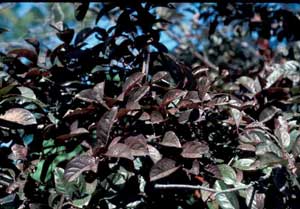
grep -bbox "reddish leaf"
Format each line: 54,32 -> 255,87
205,164 -> 222,179
150,111 -> 164,124
122,72 -> 145,94
161,89 -> 186,107
181,141 -> 209,158
64,155 -> 97,182
197,76 -> 210,99
150,158 -> 180,181
178,109 -> 193,124
96,107 -> 118,147
160,131 -> 182,148
184,91 -> 201,103
151,71 -> 172,84
126,85 -> 150,109
124,134 -> 148,156
108,136 -> 122,149
104,143 -> 134,160
63,106 -> 96,120
75,82 -> 108,108
56,127 -> 89,141
0,108 -> 37,126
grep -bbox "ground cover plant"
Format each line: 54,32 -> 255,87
0,2 -> 300,209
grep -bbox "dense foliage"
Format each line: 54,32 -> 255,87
0,2 -> 300,209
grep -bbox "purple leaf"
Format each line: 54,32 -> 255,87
150,158 -> 180,181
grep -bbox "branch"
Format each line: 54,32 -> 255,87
155,182 -> 254,196
164,29 -> 219,72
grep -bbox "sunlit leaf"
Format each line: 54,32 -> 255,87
159,131 -> 181,148
0,108 -> 37,126
274,116 -> 290,148
233,158 -> 256,171
214,180 -> 240,209
218,164 -> 237,185
147,144 -> 162,163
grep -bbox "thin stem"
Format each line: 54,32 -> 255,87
155,182 -> 254,196
142,50 -> 150,79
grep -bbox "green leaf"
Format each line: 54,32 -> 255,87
214,180 -> 240,209
233,158 -> 256,171
17,86 -> 37,100
218,164 -> 237,185
287,129 -> 300,152
257,153 -> 283,168
54,167 -> 76,195
45,145 -> 83,182
230,108 -> 242,129
255,141 -> 282,158
31,160 -> 45,182
72,195 -> 92,208
0,85 -> 15,97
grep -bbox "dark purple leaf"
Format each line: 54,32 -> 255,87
150,111 -> 164,124
64,155 -> 97,182
181,141 -> 209,158
184,91 -> 201,103
104,143 -> 134,160
126,85 -> 150,109
96,107 -> 118,147
56,127 -> 89,141
205,164 -> 222,179
161,89 -> 186,107
124,134 -> 148,156
150,158 -> 180,181
178,109 -> 193,124
151,71 -> 172,84
122,72 -> 145,94
197,76 -> 210,99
